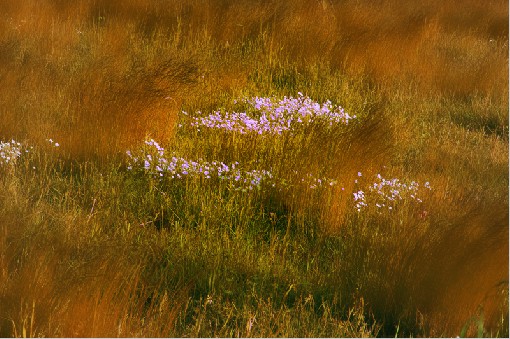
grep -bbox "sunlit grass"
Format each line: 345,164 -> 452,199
0,0 -> 508,337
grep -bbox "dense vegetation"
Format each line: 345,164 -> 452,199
1,0 -> 508,337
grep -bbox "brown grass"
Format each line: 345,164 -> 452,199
0,180 -> 188,337
0,159 -> 191,337
408,200 -> 508,336
1,0 -> 507,157
334,186 -> 508,336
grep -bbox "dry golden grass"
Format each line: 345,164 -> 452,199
0,177 -> 189,337
1,0 -> 507,157
0,0 -> 198,158
407,201 -> 508,336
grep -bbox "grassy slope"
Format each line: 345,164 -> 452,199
0,0 -> 508,337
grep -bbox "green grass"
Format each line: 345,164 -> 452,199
0,0 -> 508,337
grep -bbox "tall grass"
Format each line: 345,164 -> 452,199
1,0 -> 508,337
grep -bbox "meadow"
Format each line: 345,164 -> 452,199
0,0 -> 508,337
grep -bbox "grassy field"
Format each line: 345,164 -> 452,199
0,0 -> 508,337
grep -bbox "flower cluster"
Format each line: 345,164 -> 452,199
127,138 -> 352,192
183,93 -> 356,135
1,138 -> 60,168
127,139 -> 432,212
46,138 -> 60,147
126,139 -> 274,191
353,190 -> 367,211
0,139 -> 28,166
353,173 -> 432,212
243,93 -> 356,125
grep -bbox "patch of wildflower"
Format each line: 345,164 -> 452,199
126,139 -> 275,191
353,190 -> 368,212
353,173 -> 432,212
46,138 -> 60,147
0,139 -> 29,166
127,139 -> 432,211
183,93 -> 356,135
